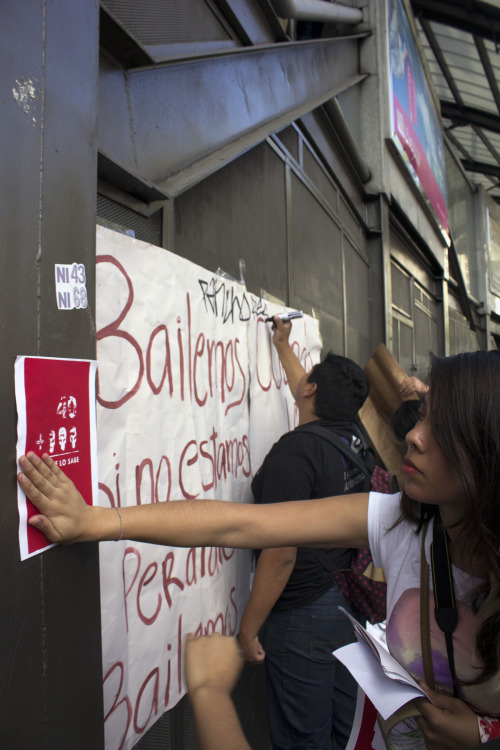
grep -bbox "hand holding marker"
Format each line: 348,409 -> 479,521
265,310 -> 303,323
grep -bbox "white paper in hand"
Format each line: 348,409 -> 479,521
333,607 -> 430,720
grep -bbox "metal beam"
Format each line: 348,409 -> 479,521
474,35 -> 500,115
445,128 -> 469,157
98,34 -> 369,197
472,124 -> 500,166
440,100 -> 500,134
419,17 -> 464,106
461,158 -> 500,178
486,183 -> 500,203
269,0 -> 363,24
410,0 -> 500,43
97,152 -> 167,202
447,123 -> 500,182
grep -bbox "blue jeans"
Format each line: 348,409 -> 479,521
262,586 -> 359,750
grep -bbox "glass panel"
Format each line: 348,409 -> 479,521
391,261 -> 411,315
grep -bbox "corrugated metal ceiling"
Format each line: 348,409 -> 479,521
410,0 -> 500,203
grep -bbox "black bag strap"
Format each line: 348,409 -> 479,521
431,514 -> 459,697
301,422 -> 372,577
419,520 -> 435,688
298,423 -> 374,482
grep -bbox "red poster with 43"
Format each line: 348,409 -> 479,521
15,356 -> 98,560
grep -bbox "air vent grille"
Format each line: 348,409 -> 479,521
101,0 -> 232,45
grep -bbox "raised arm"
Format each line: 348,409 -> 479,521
271,317 -> 308,398
17,453 -> 370,550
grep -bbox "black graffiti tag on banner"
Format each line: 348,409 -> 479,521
198,277 -> 267,323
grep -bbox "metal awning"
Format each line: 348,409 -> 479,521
410,0 -> 500,203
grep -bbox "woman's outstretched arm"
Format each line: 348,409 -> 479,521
17,452 -> 370,550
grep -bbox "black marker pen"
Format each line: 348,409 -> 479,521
265,310 -> 304,323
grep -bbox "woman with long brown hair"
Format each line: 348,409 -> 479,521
18,349 -> 500,748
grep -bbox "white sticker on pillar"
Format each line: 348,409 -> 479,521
54,263 -> 88,310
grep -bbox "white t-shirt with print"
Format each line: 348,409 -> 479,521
368,492 -> 500,717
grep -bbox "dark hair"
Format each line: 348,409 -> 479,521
307,352 -> 369,422
400,350 -> 500,684
391,399 -> 421,441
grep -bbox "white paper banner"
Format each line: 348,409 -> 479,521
96,226 -> 322,749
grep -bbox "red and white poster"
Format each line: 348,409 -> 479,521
15,356 -> 98,560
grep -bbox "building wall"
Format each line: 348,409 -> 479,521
0,1 -> 489,749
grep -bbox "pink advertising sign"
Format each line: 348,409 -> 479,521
15,356 -> 98,560
388,0 -> 449,236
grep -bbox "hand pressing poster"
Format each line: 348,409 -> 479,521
15,355 -> 98,560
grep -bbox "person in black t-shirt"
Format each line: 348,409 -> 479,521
238,317 -> 369,750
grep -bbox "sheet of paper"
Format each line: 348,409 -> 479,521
339,607 -> 425,690
334,642 -> 426,720
334,608 -> 430,720
15,355 -> 98,560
